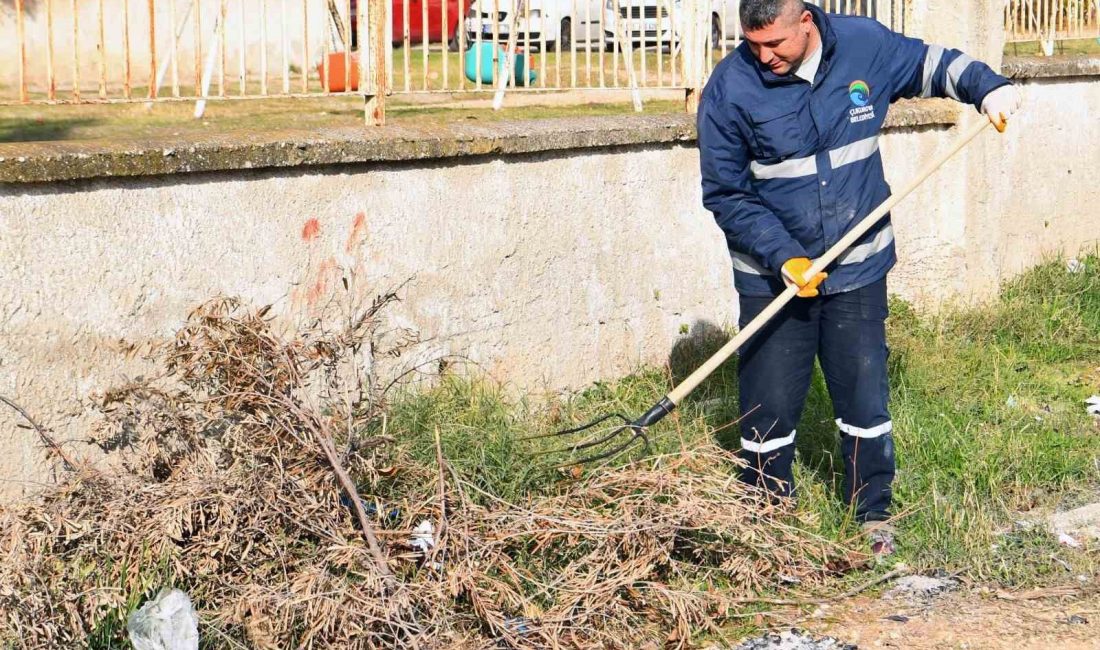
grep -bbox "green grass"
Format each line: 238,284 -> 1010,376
386,43 -> 726,91
72,255 -> 1097,647
83,546 -> 178,649
1004,37 -> 1100,57
883,254 -> 1100,582
0,41 -> 713,144
380,254 -> 1100,585
0,93 -> 684,143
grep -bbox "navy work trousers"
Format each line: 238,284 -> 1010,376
737,277 -> 894,522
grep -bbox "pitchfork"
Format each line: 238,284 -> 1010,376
532,118 -> 995,466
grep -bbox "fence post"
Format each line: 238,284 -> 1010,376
681,0 -> 705,112
365,0 -> 388,125
874,0 -> 890,29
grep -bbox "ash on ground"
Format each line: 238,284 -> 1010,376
883,575 -> 958,601
733,629 -> 857,650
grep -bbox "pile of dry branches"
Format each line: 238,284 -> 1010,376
0,296 -> 859,648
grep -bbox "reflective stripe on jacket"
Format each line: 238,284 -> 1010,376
698,5 -> 1011,296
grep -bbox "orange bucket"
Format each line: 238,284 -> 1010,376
318,52 -> 360,92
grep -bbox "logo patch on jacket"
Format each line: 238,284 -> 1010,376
848,80 -> 870,106
847,80 -> 875,123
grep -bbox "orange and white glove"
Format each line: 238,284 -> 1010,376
981,84 -> 1022,133
781,257 -> 827,298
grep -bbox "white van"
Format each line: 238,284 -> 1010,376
601,0 -> 742,50
464,0 -> 604,51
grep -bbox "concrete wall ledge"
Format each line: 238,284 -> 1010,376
1003,55 -> 1100,80
0,98 -> 959,185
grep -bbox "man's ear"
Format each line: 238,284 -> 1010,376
799,9 -> 813,34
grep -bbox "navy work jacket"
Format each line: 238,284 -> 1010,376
698,5 -> 1011,296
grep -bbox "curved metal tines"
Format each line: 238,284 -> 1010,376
555,424 -> 649,467
523,412 -> 632,440
525,413 -> 650,466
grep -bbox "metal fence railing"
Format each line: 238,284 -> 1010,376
1,0 -> 384,110
1005,0 -> 1100,52
0,0 -> 907,120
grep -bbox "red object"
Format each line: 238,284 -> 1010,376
350,0 -> 462,46
318,52 -> 360,92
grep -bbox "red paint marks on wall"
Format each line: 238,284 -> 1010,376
346,212 -> 367,253
303,257 -> 338,307
301,218 -> 321,241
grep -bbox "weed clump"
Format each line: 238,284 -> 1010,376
0,296 -> 855,649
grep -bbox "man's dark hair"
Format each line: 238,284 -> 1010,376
739,0 -> 806,31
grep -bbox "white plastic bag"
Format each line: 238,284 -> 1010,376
1086,395 -> 1100,417
410,520 -> 436,553
126,588 -> 199,650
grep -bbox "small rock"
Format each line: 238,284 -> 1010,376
883,614 -> 909,623
1059,614 -> 1088,625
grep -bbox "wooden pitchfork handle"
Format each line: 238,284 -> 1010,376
632,117 -> 995,429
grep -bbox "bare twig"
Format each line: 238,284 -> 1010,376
0,296 -> 874,649
325,0 -> 347,48
0,395 -> 76,471
312,416 -> 395,584
430,426 -> 448,563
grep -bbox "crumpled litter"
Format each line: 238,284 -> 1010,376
338,494 -> 401,521
410,520 -> 435,553
1086,395 -> 1100,417
1058,532 -> 1081,548
126,588 -> 199,650
504,616 -> 533,636
1066,258 -> 1084,274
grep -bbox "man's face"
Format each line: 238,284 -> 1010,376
743,9 -> 815,75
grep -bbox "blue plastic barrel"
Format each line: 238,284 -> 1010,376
464,41 -> 538,86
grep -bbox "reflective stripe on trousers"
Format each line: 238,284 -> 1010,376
736,277 -> 895,521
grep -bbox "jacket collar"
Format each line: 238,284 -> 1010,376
750,3 -> 837,86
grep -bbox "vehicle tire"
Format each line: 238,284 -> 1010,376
711,14 -> 721,50
447,23 -> 461,51
560,17 -> 572,50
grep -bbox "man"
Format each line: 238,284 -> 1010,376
697,0 -> 1021,556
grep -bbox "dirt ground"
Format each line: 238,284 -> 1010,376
798,586 -> 1100,649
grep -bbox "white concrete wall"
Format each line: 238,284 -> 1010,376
994,76 -> 1100,278
0,144 -> 732,495
886,77 -> 1100,303
2,77 -> 1098,499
